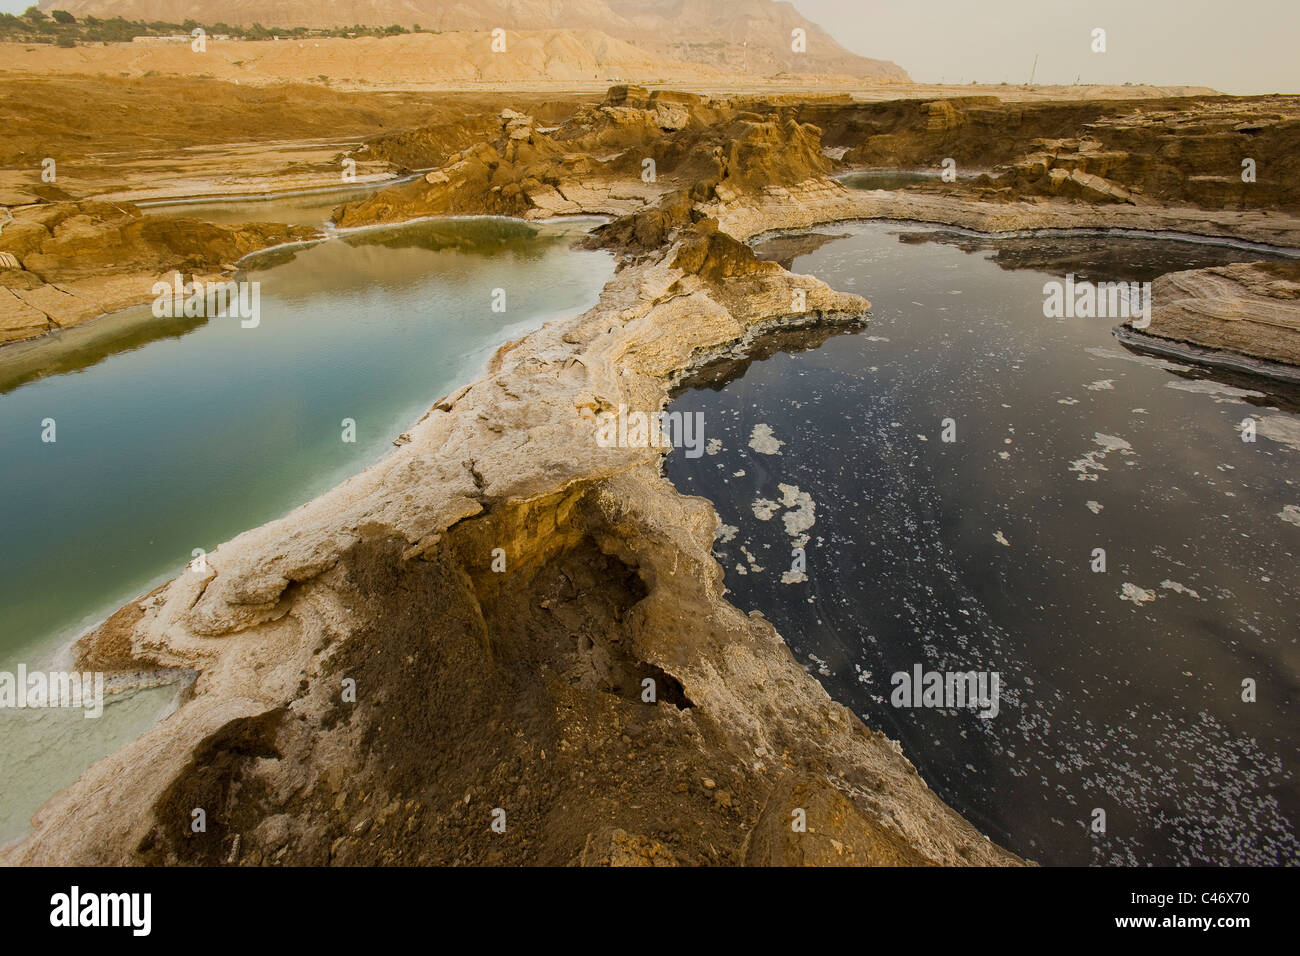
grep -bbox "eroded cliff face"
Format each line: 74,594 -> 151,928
127,477 -> 989,867
0,201 -> 315,344
794,95 -> 1300,212
1,211 -> 1023,867
12,85 -> 1300,868
1119,261 -> 1300,375
332,86 -> 831,229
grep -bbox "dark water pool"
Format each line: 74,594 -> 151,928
664,222 -> 1299,866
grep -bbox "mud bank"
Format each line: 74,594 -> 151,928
1114,326 -> 1300,385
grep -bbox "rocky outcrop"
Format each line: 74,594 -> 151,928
794,95 -> 1300,212
0,216 -> 1024,867
0,200 -> 315,344
1120,261 -> 1300,374
334,99 -> 669,226
706,176 -> 1300,249
333,89 -> 831,231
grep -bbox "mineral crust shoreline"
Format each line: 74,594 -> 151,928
1,204 -> 1028,866
9,89 -> 1300,867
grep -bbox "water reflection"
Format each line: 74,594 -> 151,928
670,222 -> 1299,865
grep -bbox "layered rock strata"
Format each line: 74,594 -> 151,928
0,201 -> 315,345
1119,262 -> 1300,380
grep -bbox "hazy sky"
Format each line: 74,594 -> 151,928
2,0 -> 1295,93
799,0 -> 1300,94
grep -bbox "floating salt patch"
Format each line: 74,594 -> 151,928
994,530 -> 1010,547
751,498 -> 779,521
1167,379 -> 1266,403
1279,504 -> 1300,528
1120,582 -> 1157,605
1084,380 -> 1115,391
1069,433 -> 1133,482
715,524 -> 738,544
748,423 -> 784,454
1085,346 -> 1190,372
1086,500 -> 1103,514
779,483 -> 815,541
1258,416 -> 1300,452
806,652 -> 831,677
1058,398 -> 1079,405
1160,580 -> 1201,599
705,438 -> 722,455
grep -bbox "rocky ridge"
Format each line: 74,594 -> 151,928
9,86 -> 1300,866
790,95 -> 1300,213
0,201 -> 316,345
1121,262 -> 1300,376
333,85 -> 831,228
1,205 -> 1024,866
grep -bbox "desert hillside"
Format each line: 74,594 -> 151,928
2,28 -> 734,87
35,0 -> 909,80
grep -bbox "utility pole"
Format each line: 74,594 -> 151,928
1028,53 -> 1039,88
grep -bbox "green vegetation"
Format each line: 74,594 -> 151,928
0,11 -> 421,44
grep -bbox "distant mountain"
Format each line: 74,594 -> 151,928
37,0 -> 910,80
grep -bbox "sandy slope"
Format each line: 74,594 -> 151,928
0,35 -> 1215,99
0,31 -> 723,87
37,0 -> 910,80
